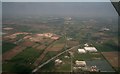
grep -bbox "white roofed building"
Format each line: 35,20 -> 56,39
84,43 -> 89,47
78,49 -> 86,54
55,59 -> 62,65
84,47 -> 97,52
75,60 -> 86,67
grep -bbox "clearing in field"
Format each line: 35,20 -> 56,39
21,41 -> 35,47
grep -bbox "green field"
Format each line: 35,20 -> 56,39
94,40 -> 118,52
38,52 -> 71,72
10,47 -> 40,64
38,61 -> 55,72
2,16 -> 118,73
3,47 -> 41,73
73,52 -> 104,61
46,51 -> 59,58
55,52 -> 71,72
3,63 -> 32,73
2,41 -> 17,53
39,51 -> 59,65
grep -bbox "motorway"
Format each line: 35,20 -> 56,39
32,45 -> 80,73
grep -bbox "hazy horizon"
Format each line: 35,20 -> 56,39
2,2 -> 118,18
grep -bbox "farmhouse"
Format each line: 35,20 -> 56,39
67,37 -> 72,40
90,66 -> 99,72
64,56 -> 69,58
75,60 -> 86,67
84,47 -> 97,52
78,49 -> 86,54
84,43 -> 89,47
55,59 -> 63,65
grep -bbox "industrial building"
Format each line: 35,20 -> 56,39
84,47 -> 97,52
75,60 -> 86,67
78,49 -> 86,54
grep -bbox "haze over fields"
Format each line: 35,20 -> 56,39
2,2 -> 119,73
3,2 -> 118,17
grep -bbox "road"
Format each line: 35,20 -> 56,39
32,45 -> 80,73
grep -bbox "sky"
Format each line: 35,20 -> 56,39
1,0 -> 119,2
2,2 -> 118,18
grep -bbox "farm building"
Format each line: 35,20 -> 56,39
64,56 -> 69,58
101,27 -> 110,31
75,60 -> 86,67
84,43 -> 89,47
55,59 -> 63,65
78,49 -> 86,54
67,37 -> 72,40
84,47 -> 97,52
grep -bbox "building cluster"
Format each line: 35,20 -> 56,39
90,66 -> 99,72
100,27 -> 110,32
36,33 -> 60,40
23,33 -> 60,42
64,17 -> 72,21
74,44 -> 99,72
67,37 -> 73,41
73,60 -> 100,72
84,47 -> 97,52
78,49 -> 86,54
78,47 -> 97,54
73,60 -> 87,71
55,59 -> 63,66
78,43 -> 97,54
75,60 -> 86,67
64,17 -> 72,24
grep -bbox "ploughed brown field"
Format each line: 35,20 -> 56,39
2,46 -> 26,61
36,45 -> 46,50
67,41 -> 79,47
21,41 -> 35,47
101,52 -> 119,68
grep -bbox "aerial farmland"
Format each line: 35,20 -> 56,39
2,2 -> 119,74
